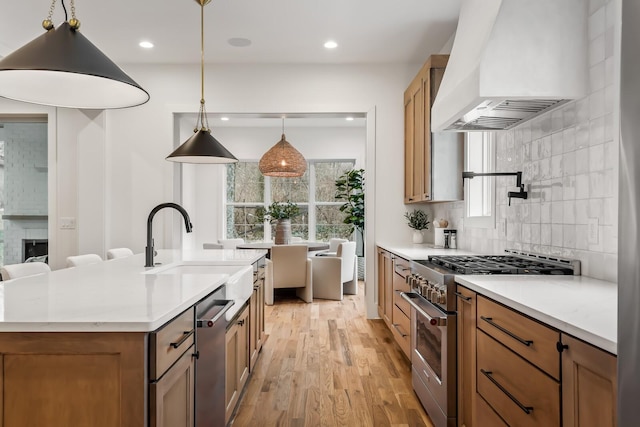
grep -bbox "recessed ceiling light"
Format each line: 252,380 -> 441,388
324,40 -> 338,49
228,38 -> 252,47
346,117 -> 354,121
139,41 -> 154,49
221,117 -> 230,121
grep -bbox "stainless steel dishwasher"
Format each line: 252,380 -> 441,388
195,286 -> 234,427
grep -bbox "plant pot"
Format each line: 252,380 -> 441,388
412,230 -> 424,244
274,219 -> 292,244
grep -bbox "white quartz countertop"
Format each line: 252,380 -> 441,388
0,249 -> 266,333
376,242 -> 476,260
455,275 -> 617,355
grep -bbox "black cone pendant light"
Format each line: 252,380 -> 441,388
0,0 -> 149,109
258,117 -> 306,177
166,0 -> 238,164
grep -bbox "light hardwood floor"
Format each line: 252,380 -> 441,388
231,283 -> 435,427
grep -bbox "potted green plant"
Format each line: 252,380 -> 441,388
335,168 -> 365,278
405,209 -> 429,244
335,168 -> 365,250
256,201 -> 301,244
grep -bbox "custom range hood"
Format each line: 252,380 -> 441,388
432,0 -> 588,132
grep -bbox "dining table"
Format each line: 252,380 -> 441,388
236,241 -> 330,257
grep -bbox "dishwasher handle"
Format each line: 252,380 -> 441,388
197,300 -> 235,328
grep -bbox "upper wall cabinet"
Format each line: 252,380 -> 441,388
404,55 -> 464,204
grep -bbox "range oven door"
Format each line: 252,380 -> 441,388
402,292 -> 457,427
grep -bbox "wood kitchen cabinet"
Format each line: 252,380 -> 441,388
404,54 -> 449,203
476,296 -> 561,427
249,260 -> 266,371
225,303 -> 250,424
391,255 -> 411,358
561,334 -> 617,427
456,285 -> 476,427
377,247 -> 393,327
150,346 -> 196,427
0,332 -> 147,427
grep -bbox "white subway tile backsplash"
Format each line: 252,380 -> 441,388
575,148 -> 590,174
563,175 -> 577,200
576,225 -> 590,250
575,123 -> 590,149
590,89 -> 606,119
588,6 -> 606,40
576,173 -> 589,199
551,155 -> 563,178
551,131 -> 564,156
589,34 -> 606,66
589,171 -> 605,198
563,224 -> 577,248
563,200 -> 576,224
552,224 -> 563,246
589,144 -> 605,171
576,200 -> 589,224
590,61 -> 606,92
552,202 -> 564,223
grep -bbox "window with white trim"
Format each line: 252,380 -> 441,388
464,132 -> 496,228
226,160 -> 355,241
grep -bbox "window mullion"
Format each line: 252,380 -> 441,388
308,162 -> 316,241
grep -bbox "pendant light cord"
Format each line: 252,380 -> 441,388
196,0 -> 210,132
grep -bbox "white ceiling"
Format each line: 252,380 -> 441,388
0,0 -> 461,65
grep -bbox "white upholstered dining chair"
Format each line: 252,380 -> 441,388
106,248 -> 134,260
66,254 -> 103,267
311,241 -> 357,300
265,245 -> 313,305
217,238 -> 245,249
1,262 -> 51,281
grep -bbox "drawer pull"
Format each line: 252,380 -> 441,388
455,292 -> 472,302
480,316 -> 533,347
170,330 -> 194,349
480,369 -> 534,415
392,323 -> 408,338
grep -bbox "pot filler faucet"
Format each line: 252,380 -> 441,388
462,171 -> 528,206
145,202 -> 193,267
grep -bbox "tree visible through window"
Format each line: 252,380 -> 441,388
226,160 -> 355,241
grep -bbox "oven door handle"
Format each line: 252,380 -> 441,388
400,292 -> 447,327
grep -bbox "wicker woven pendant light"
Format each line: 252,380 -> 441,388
0,0 -> 149,109
166,0 -> 237,164
259,118 -> 307,177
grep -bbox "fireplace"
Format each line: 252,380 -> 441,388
23,239 -> 48,263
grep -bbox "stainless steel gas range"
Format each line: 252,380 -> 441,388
401,250 -> 580,427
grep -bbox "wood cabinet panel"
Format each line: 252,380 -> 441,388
404,54 -> 450,203
0,332 -> 146,427
377,248 -> 393,327
477,295 -> 560,379
151,307 -> 195,379
150,346 -> 195,427
456,285 -> 476,427
475,393 -> 507,427
391,305 -> 411,358
562,334 -> 617,427
225,304 -> 250,424
477,330 -> 560,427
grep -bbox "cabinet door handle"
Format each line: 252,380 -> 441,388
480,369 -> 534,415
455,292 -> 472,302
170,330 -> 194,349
480,316 -> 533,347
237,319 -> 245,326
392,323 -> 408,338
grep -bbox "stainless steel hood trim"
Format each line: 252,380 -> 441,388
432,0 -> 588,132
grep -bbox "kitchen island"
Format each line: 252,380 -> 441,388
0,249 -> 266,427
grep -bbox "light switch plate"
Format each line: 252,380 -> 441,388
60,217 -> 76,230
588,218 -> 599,244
